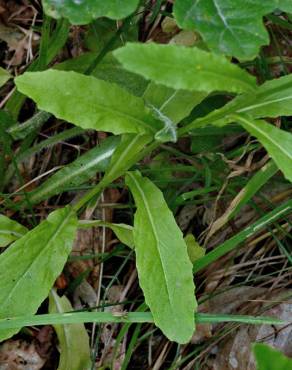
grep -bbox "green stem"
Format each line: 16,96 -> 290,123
72,141 -> 159,212
0,312 -> 286,331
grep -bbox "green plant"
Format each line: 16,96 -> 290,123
0,0 -> 291,361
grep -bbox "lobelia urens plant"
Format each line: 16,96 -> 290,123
0,0 -> 292,350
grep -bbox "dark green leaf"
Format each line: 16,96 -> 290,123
43,0 -> 139,24
174,0 -> 277,59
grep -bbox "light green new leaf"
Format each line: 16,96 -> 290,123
234,115 -> 292,183
253,343 -> 292,370
173,0 -> 280,59
15,70 -> 161,136
0,207 -> 77,341
43,0 -> 139,24
184,234 -> 205,264
49,290 -> 91,370
126,171 -> 196,344
143,82 -> 208,142
143,82 -> 207,124
0,67 -> 11,87
78,220 -> 134,249
114,43 -> 256,94
0,215 -> 28,247
27,136 -> 119,205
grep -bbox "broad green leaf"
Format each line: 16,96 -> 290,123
26,136 -> 119,205
0,207 -> 77,341
15,70 -> 161,136
0,215 -> 28,247
184,234 -> 205,264
234,115 -> 292,183
78,220 -> 134,249
0,67 -> 11,87
126,171 -> 196,343
173,0 -> 280,59
49,290 -> 91,370
43,0 -> 139,24
253,343 -> 292,370
114,43 -> 256,94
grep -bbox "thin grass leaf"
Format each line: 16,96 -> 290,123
0,312 -> 286,331
193,199 -> 292,273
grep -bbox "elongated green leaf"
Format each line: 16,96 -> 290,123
26,136 -> 119,205
183,74 -> 292,136
15,70 -> 161,136
253,343 -> 292,370
0,215 -> 28,247
78,220 -> 134,249
0,207 -> 77,340
49,290 -> 91,370
193,199 -> 292,273
126,171 -> 196,343
43,0 -> 139,24
234,115 -> 292,183
0,67 -> 11,87
173,0 -> 287,59
114,43 -> 256,94
234,74 -> 292,118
